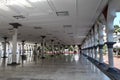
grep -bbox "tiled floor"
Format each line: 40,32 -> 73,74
0,54 -> 110,80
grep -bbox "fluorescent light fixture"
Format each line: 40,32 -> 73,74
17,0 -> 32,7
34,26 -> 42,29
63,25 -> 72,28
13,15 -> 26,19
56,11 -> 69,16
0,5 -> 10,11
29,0 -> 46,2
6,0 -> 32,7
6,0 -> 19,5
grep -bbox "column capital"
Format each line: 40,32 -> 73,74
9,23 -> 22,28
97,44 -> 104,49
22,40 -> 25,45
41,36 -> 46,39
105,42 -> 116,48
93,45 -> 97,49
35,43 -> 37,45
51,39 -> 54,42
22,40 -> 25,43
3,37 -> 7,40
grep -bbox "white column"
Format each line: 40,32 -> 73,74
9,23 -> 21,65
85,41 -> 88,56
88,35 -> 91,57
41,36 -> 46,58
91,30 -> 94,58
87,37 -> 90,56
94,24 -> 98,60
18,44 -> 21,63
82,41 -> 87,55
98,22 -> 104,63
12,28 -> 18,63
106,1 -> 116,67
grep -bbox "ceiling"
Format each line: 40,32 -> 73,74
0,0 -> 108,45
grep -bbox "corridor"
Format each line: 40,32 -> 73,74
0,54 -> 110,80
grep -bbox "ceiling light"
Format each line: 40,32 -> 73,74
0,5 -> 10,11
13,15 -> 26,19
34,27 -> 42,29
6,0 -> 19,5
29,0 -> 46,2
63,25 -> 72,28
56,11 -> 69,16
16,0 -> 32,7
6,0 -> 32,7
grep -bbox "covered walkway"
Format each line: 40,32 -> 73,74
0,0 -> 120,80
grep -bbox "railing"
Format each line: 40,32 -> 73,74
83,54 -> 120,80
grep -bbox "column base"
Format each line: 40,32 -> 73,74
106,67 -> 120,80
2,56 -> 8,58
7,62 -> 20,66
106,67 -> 119,73
98,63 -> 108,70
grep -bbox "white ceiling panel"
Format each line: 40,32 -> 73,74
0,0 -> 108,45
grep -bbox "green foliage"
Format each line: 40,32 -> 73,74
114,25 -> 120,34
65,45 -> 69,49
45,45 -> 52,51
68,45 -> 74,51
103,44 -> 107,55
113,47 -> 120,55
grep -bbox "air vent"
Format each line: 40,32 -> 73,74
56,11 -> 69,16
13,15 -> 25,19
63,25 -> 72,28
34,27 -> 42,29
